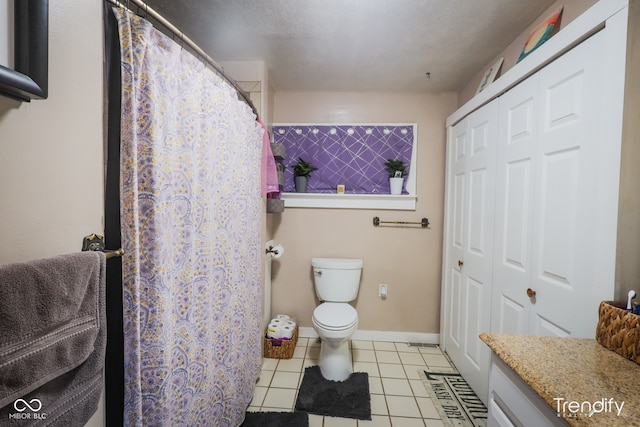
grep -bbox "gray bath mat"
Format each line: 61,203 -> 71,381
294,365 -> 371,420
241,411 -> 309,426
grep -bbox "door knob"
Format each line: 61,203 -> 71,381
527,288 -> 536,298
458,260 -> 464,267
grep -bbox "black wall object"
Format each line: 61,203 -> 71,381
0,0 -> 48,101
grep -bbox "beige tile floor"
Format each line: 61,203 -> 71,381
248,338 -> 458,426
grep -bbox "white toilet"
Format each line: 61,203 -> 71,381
311,257 -> 363,381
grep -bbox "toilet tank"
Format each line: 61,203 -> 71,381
312,258 -> 363,302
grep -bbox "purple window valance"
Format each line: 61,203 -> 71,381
274,124 -> 415,194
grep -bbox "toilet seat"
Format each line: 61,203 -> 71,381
313,303 -> 358,331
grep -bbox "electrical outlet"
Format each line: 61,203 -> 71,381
379,284 -> 388,299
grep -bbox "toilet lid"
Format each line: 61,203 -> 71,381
313,303 -> 358,331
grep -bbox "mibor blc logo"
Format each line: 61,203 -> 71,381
9,398 -> 47,420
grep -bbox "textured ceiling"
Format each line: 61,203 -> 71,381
141,0 -> 557,92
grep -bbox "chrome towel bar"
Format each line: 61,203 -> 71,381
373,216 -> 430,228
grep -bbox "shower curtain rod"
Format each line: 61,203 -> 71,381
105,0 -> 258,117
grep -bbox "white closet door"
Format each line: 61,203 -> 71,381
493,29 -> 610,338
443,3 -> 627,408
528,30 -> 606,338
443,116 -> 468,366
492,76 -> 539,336
443,99 -> 497,403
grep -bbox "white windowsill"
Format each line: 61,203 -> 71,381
281,192 -> 417,210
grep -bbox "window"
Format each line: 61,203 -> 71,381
274,123 -> 417,210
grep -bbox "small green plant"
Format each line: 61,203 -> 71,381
293,157 -> 318,178
384,159 -> 406,178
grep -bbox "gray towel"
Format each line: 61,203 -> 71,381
0,252 -> 106,426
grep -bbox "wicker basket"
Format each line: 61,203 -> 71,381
596,301 -> 640,364
263,327 -> 298,359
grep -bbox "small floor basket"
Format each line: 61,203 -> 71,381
596,301 -> 640,364
263,327 -> 298,359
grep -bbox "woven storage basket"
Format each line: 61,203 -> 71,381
596,301 -> 640,364
263,326 -> 298,359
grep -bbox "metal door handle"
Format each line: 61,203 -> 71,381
458,260 -> 464,267
527,288 -> 536,298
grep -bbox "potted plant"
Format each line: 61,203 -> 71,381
384,159 -> 406,195
293,157 -> 318,193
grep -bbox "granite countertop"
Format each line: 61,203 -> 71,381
480,333 -> 640,427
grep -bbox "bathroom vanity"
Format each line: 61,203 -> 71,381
480,333 -> 640,426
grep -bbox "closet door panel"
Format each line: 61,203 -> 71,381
464,276 -> 484,367
537,148 -> 580,286
466,111 -> 496,268
443,118 -> 468,369
457,101 -> 497,403
467,168 -> 489,256
443,99 -> 497,405
531,313 -> 571,337
493,159 -> 532,335
530,29 -> 605,338
492,76 -> 538,335
452,172 -> 466,250
463,164 -> 490,368
530,146 -> 580,338
503,160 -> 532,268
543,70 -> 584,132
496,294 -> 526,335
451,123 -> 468,254
448,267 -> 463,347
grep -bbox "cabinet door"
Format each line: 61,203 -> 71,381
443,99 -> 497,403
488,355 -> 568,427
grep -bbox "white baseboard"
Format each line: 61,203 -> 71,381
298,326 -> 439,345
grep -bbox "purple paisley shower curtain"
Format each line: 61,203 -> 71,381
114,9 -> 263,427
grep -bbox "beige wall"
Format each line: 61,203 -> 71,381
617,0 -> 640,300
458,0 -> 598,106
0,0 -> 105,425
271,91 -> 457,333
0,0 -> 104,263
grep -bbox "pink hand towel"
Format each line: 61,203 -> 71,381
260,119 -> 280,195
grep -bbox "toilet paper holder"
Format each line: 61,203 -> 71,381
266,245 -> 283,256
